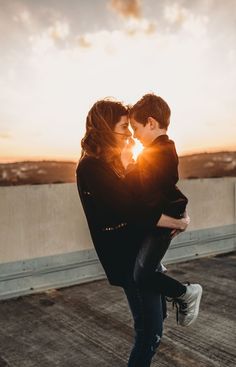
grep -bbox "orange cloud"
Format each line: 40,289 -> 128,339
125,18 -> 157,36
48,21 -> 70,41
77,35 -> 92,48
0,132 -> 11,139
109,0 -> 141,19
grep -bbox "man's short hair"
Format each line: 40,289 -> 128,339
129,93 -> 171,129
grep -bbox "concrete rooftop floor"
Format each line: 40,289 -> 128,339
0,251 -> 235,367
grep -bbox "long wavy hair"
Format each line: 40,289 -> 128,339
80,98 -> 128,175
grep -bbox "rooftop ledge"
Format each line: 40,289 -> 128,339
0,178 -> 236,300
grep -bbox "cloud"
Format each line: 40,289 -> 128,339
48,20 -> 70,41
164,3 -> 188,26
13,10 -> 31,26
29,20 -> 70,55
76,35 -> 92,48
109,0 -> 141,19
164,3 -> 208,38
124,18 -> 157,36
1,0 -> 236,158
0,132 -> 11,139
108,0 -> 156,37
29,32 -> 54,55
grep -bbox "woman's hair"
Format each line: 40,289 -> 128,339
80,99 -> 128,171
129,93 -> 171,129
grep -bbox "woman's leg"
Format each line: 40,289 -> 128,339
134,231 -> 186,298
123,282 -> 164,367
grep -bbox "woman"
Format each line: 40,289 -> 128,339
76,99 -> 189,367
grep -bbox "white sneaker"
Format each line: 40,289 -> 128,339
160,263 -> 168,273
174,283 -> 203,326
155,263 -> 168,273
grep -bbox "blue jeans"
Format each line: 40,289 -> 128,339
123,281 -> 166,367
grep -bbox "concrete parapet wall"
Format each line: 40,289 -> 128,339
178,178 -> 236,230
0,178 -> 236,299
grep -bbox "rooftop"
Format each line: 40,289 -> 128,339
0,251 -> 235,367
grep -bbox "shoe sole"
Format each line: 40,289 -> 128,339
182,285 -> 203,327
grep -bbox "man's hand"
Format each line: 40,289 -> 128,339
179,214 -> 190,230
170,212 -> 190,238
157,213 -> 190,230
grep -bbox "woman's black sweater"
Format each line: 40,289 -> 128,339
76,156 -> 162,287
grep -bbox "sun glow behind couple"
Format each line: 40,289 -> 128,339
0,0 -> 235,163
132,139 -> 143,160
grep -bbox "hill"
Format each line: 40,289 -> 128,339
0,151 -> 236,186
178,151 -> 236,179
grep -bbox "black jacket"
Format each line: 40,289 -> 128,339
76,156 -> 162,287
125,135 -> 188,219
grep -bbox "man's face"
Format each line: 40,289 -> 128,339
130,117 -> 151,147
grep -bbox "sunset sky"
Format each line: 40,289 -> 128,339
0,0 -> 236,162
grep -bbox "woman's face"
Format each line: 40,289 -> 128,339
113,115 -> 132,149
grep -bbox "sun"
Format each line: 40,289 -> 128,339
132,138 -> 144,160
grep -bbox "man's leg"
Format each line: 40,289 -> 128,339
134,232 -> 186,298
133,232 -> 203,326
123,282 -> 163,367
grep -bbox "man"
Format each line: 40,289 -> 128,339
124,93 -> 203,328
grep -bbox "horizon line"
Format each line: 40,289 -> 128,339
1,146 -> 236,164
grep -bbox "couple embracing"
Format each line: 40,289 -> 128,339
76,93 -> 203,367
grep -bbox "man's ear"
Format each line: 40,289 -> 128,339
147,116 -> 158,130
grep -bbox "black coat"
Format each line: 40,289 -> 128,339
126,135 -> 188,219
76,156 -> 162,287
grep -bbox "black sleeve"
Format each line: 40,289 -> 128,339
125,143 -> 179,202
124,156 -> 167,209
77,159 -> 162,229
